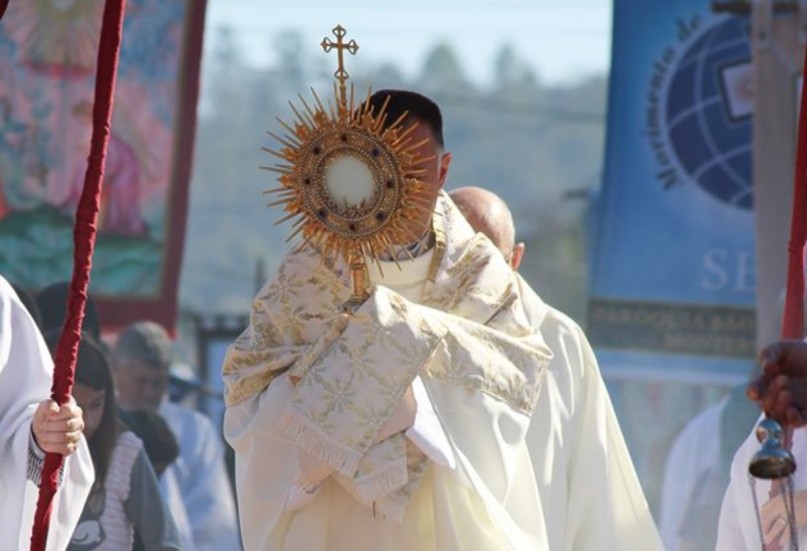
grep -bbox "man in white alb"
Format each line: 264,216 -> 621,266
450,185 -> 664,551
0,275 -> 94,550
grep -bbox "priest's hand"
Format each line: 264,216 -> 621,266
761,490 -> 807,548
747,340 -> 807,427
32,398 -> 84,456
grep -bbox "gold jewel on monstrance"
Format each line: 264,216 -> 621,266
261,25 -> 434,311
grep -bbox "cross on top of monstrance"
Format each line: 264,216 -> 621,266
261,25 -> 434,313
321,25 -> 359,109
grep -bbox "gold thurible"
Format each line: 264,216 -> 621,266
749,417 -> 796,479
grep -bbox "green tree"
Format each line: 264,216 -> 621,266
418,43 -> 470,96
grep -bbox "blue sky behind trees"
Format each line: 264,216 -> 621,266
204,0 -> 613,87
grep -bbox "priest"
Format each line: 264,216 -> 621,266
0,275 -> 94,550
449,186 -> 664,551
223,90 -> 656,551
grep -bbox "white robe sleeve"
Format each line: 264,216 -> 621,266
224,375 -> 298,550
420,375 -> 550,551
0,276 -> 94,551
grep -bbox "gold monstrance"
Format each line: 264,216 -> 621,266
262,25 -> 434,313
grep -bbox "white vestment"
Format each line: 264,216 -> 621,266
0,276 -> 94,551
516,274 -> 664,551
159,400 -> 240,550
224,196 -> 554,550
716,420 -> 807,549
659,398 -> 724,551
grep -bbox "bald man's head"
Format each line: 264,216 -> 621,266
449,186 -> 525,270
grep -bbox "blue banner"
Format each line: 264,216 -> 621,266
589,1 -> 756,375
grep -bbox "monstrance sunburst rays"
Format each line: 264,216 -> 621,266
261,25 -> 435,310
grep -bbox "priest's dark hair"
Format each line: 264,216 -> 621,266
367,89 -> 444,148
44,330 -> 119,488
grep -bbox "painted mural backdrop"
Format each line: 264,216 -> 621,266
0,0 -> 205,329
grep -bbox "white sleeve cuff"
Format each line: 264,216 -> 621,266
29,428 -> 45,459
27,427 -> 64,486
405,376 -> 456,470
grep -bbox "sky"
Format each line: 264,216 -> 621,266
203,0 -> 613,87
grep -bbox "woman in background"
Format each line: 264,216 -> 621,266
46,333 -> 181,551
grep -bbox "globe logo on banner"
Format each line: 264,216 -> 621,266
664,17 -> 753,209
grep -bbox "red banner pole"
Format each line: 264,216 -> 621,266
29,0 -> 126,548
781,50 -> 807,341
